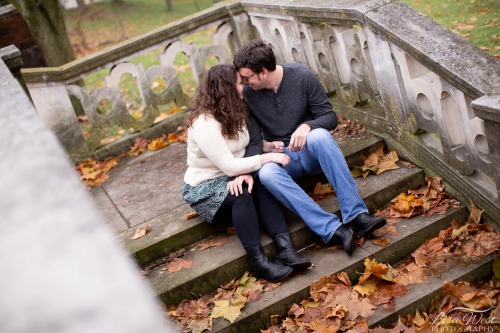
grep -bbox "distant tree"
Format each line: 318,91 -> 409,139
7,0 -> 75,66
76,0 -> 87,13
165,0 -> 173,11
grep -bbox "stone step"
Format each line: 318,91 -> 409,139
368,255 -> 494,329
210,206 -> 471,333
148,163 -> 426,307
120,135 -> 386,267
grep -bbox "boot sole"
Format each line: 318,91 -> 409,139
255,266 -> 293,283
356,218 -> 387,236
275,259 -> 312,272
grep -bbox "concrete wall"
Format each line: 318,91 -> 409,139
0,47 -> 177,333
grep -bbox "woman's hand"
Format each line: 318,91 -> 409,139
227,174 -> 254,196
263,140 -> 285,153
260,153 -> 291,167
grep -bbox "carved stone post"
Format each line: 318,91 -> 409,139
0,45 -> 30,101
472,95 -> 500,212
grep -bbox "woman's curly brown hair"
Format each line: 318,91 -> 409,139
183,64 -> 248,140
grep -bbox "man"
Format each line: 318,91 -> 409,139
233,39 -> 386,254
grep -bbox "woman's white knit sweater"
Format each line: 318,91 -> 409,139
183,115 -> 262,186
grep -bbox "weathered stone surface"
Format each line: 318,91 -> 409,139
100,142 -> 188,227
364,1 -> 500,98
0,58 -> 176,333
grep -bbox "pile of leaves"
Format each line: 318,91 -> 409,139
168,273 -> 281,333
374,176 -> 457,222
75,127 -> 187,188
350,145 -> 400,179
264,205 -> 500,333
311,144 -> 405,202
165,200 -> 500,333
331,116 -> 367,142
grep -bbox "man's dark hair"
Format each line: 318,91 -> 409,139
233,39 -> 277,73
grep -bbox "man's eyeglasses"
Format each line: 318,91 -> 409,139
240,73 -> 256,82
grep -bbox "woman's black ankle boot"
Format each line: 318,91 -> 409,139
244,245 -> 292,282
272,232 -> 312,271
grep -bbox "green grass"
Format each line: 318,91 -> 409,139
401,0 -> 500,57
64,0 -> 214,57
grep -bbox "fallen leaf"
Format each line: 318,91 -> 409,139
186,317 -> 212,333
182,211 -> 199,220
372,237 -> 390,247
127,137 -> 148,156
131,225 -> 150,240
210,299 -> 243,323
167,258 -> 193,273
148,138 -> 170,150
192,235 -> 228,251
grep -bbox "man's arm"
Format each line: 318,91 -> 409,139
303,70 -> 338,131
288,69 -> 338,151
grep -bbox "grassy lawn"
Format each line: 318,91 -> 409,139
64,0 -> 214,58
401,0 -> 499,57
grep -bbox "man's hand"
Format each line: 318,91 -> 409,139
227,174 -> 254,196
288,123 -> 311,152
263,140 -> 285,153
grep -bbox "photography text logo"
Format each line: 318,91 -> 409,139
431,307 -> 496,332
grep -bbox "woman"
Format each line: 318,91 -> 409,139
182,64 -> 311,282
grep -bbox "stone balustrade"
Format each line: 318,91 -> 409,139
18,0 -> 500,220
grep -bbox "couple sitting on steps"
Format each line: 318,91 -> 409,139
181,39 -> 386,282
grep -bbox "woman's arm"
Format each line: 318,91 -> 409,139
192,117 -> 290,177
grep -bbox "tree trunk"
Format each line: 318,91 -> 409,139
8,0 -> 75,67
76,0 -> 87,14
165,0 -> 173,12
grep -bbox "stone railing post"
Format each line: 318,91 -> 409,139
472,95 -> 500,202
0,45 -> 30,101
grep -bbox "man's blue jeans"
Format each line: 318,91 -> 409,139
258,128 -> 368,243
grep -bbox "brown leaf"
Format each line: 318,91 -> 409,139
186,317 -> 212,333
469,200 -> 484,224
182,210 -> 199,220
460,231 -> 500,258
127,137 -> 148,156
313,182 -> 335,196
374,150 -> 399,175
192,235 -> 228,251
372,237 -> 390,247
460,291 -> 491,310
76,157 -> 119,188
131,225 -> 150,240
167,129 -> 187,143
167,258 -> 192,273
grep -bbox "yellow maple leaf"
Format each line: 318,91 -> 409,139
210,300 -> 243,323
353,279 -> 377,296
148,138 -> 169,151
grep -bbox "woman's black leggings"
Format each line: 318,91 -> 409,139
214,177 -> 289,248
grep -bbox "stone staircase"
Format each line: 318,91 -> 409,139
114,133 -> 494,333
